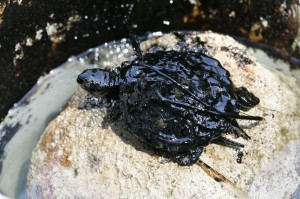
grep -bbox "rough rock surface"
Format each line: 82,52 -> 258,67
26,32 -> 300,199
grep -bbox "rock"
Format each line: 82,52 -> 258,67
26,32 -> 300,199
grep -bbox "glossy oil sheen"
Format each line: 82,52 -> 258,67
78,49 -> 262,166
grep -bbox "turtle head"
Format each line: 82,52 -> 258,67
77,68 -> 122,96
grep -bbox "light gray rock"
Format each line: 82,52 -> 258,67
26,32 -> 300,199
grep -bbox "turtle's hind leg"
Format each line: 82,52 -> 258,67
174,147 -> 203,166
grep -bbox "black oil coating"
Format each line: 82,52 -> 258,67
78,50 -> 261,165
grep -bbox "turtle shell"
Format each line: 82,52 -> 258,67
77,48 -> 261,165
118,50 -> 241,153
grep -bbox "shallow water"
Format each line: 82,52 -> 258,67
0,39 -> 133,198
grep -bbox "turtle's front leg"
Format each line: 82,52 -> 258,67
79,95 -> 113,109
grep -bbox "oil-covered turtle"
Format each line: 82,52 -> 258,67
77,30 -> 262,166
